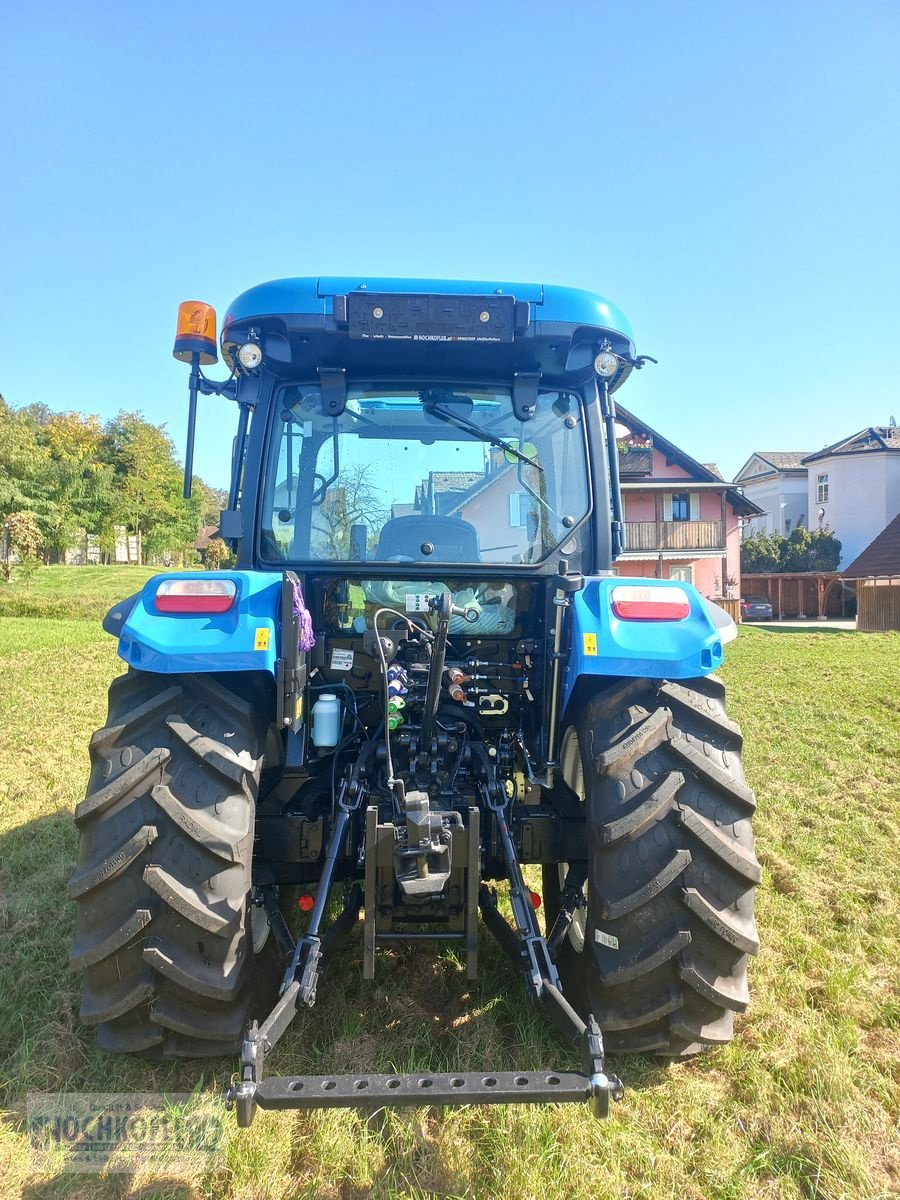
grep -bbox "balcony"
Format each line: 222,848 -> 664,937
623,520 -> 724,552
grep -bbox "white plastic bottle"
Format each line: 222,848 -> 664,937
311,693 -> 341,747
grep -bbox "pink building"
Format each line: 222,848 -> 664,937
614,406 -> 762,598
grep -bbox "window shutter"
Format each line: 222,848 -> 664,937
663,494 -> 673,521
689,493 -> 700,521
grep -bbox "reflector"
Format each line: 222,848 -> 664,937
155,578 -> 236,613
611,584 -> 690,621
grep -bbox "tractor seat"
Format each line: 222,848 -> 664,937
375,516 -> 481,562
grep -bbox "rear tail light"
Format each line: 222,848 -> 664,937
155,578 -> 237,613
611,584 -> 691,621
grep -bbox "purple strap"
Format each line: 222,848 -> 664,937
292,581 -> 316,651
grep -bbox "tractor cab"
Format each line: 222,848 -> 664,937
177,278 -> 642,575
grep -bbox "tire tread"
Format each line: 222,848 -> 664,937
550,676 -> 757,1057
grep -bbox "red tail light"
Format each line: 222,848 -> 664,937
611,584 -> 690,621
155,579 -> 237,614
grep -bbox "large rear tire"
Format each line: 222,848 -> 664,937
69,671 -> 277,1057
544,676 -> 759,1056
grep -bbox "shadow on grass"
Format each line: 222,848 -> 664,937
3,813 -> 669,1197
748,623 -> 856,635
20,1179 -> 202,1200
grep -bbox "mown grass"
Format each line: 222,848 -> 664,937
0,617 -> 897,1199
0,566 -> 161,620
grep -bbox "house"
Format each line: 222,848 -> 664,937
415,459 -> 532,560
802,425 -> 900,569
612,406 -> 762,598
408,411 -> 762,597
841,512 -> 900,631
734,452 -> 812,536
195,525 -> 221,564
412,472 -> 483,517
62,526 -> 138,565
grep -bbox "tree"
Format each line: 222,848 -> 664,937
8,511 -> 43,558
6,511 -> 43,582
779,526 -> 812,572
198,483 -> 229,527
740,530 -> 783,574
741,526 -> 842,574
317,464 -> 391,558
779,526 -> 841,572
204,537 -> 232,570
805,527 -> 842,571
38,412 -> 115,561
0,397 -> 49,523
102,412 -> 201,564
1,399 -> 213,567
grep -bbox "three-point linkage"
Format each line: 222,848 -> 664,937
226,589 -> 624,1127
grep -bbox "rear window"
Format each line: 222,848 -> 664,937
260,383 -> 590,566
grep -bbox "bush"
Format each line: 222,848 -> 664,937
741,526 -> 841,574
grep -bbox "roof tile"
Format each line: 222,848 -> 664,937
754,452 -> 812,469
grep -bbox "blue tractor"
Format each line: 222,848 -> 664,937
69,278 -> 758,1125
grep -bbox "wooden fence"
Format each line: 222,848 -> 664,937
856,579 -> 900,632
714,597 -> 742,622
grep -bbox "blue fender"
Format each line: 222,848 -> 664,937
116,571 -> 284,675
562,577 -> 734,710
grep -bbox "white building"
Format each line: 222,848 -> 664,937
803,426 -> 900,568
734,452 -> 812,536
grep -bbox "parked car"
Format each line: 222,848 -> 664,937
741,594 -> 774,621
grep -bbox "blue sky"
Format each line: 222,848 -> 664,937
2,1 -> 898,488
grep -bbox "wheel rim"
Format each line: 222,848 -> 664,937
558,727 -> 587,953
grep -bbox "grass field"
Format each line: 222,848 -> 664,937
0,566 -> 163,620
0,612 -> 897,1199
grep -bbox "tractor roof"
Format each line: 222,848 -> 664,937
223,276 -> 632,338
220,277 -> 636,388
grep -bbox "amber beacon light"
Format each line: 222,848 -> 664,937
173,301 -> 218,365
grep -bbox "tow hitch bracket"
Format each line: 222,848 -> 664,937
227,1013 -> 623,1127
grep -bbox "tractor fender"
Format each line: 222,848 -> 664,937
114,570 -> 284,675
102,591 -> 140,637
562,577 -> 731,709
